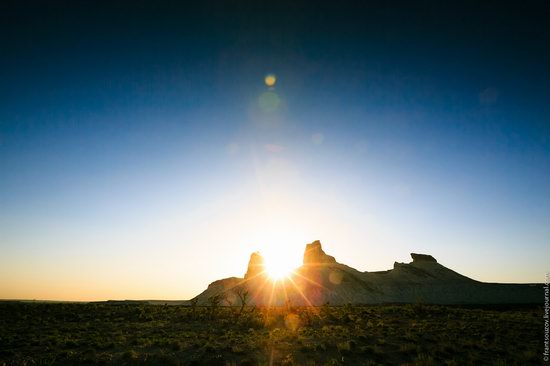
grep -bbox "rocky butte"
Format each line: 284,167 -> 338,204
192,241 -> 541,305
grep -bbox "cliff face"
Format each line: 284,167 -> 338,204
303,240 -> 336,265
244,252 -> 267,279
192,241 -> 541,305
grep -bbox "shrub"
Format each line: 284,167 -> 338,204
337,340 -> 352,354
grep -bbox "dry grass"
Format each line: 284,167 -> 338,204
0,302 -> 541,365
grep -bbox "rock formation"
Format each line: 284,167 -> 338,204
244,252 -> 266,279
411,253 -> 437,263
192,240 -> 541,305
303,240 -> 336,265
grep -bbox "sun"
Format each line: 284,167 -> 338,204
247,223 -> 306,281
261,242 -> 301,281
264,255 -> 295,280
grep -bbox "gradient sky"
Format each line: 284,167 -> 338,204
1,1 -> 549,300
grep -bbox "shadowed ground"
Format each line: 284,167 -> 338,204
0,302 -> 541,365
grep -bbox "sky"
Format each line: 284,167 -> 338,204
1,1 -> 549,301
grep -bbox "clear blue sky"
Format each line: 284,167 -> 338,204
1,1 -> 549,300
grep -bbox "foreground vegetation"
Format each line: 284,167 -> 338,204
0,302 -> 541,365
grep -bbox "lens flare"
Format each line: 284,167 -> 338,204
265,74 -> 277,87
258,91 -> 281,112
311,132 -> 324,145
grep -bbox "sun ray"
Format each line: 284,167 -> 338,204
290,270 -> 328,290
268,277 -> 277,306
281,278 -> 290,307
286,274 -> 315,307
248,276 -> 272,305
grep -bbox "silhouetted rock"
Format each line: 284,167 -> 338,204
192,240 -> 542,306
411,253 -> 437,263
303,240 -> 336,265
244,252 -> 266,279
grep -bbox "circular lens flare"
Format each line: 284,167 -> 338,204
265,74 -> 277,87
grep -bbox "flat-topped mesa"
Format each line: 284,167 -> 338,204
244,252 -> 266,279
411,253 -> 437,263
303,240 -> 337,265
